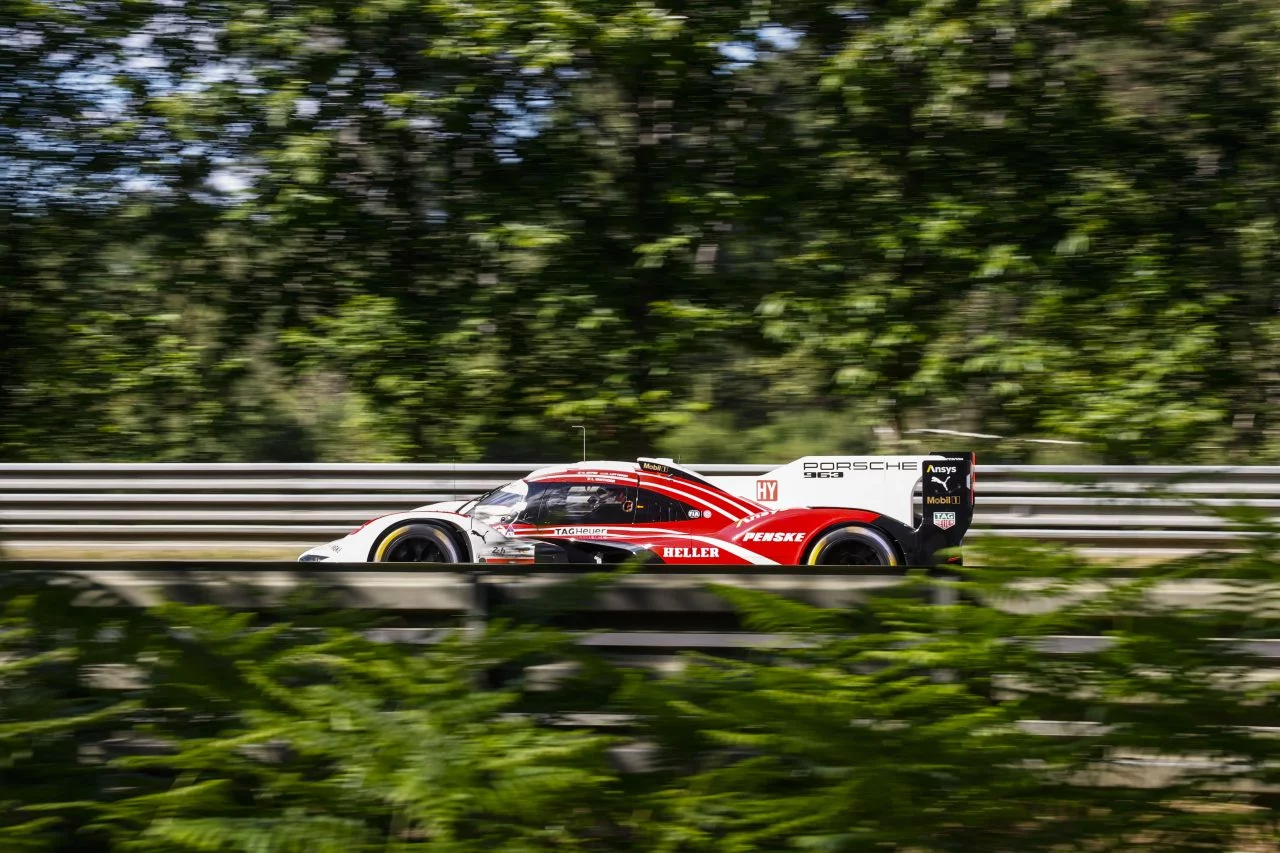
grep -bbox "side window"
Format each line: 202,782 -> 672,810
527,483 -> 636,526
512,483 -> 549,524
634,488 -> 702,524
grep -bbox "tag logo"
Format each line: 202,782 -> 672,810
756,480 -> 778,502
553,527 -> 608,536
933,512 -> 957,531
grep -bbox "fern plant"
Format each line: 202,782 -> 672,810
0,570 -> 641,852
625,533 -> 1280,852
0,578 -> 153,853
107,601 -> 645,852
8,507 -> 1280,852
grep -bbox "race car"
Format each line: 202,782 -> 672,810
297,452 -> 975,567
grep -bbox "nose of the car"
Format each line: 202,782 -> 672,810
297,543 -> 332,562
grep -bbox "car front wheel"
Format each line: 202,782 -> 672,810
372,523 -> 463,563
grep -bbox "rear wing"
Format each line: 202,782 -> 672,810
711,451 -> 976,541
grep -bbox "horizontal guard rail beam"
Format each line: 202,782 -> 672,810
2,561 -> 1277,611
3,463 -> 1280,557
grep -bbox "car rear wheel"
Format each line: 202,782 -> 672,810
372,523 -> 462,563
805,525 -> 898,566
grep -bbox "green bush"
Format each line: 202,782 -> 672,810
4,529 -> 1280,851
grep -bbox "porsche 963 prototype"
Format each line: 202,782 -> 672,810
298,452 -> 975,567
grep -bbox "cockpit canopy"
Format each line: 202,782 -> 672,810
460,473 -> 705,527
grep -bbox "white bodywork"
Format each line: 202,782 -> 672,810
297,502 -> 530,563
711,455 -> 962,528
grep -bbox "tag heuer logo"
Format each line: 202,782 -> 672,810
933,511 -> 957,531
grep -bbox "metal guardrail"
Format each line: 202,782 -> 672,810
2,463 -> 1279,558
0,561 -> 916,611
2,561 -> 1262,614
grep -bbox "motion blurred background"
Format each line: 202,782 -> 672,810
15,8 -> 1280,851
5,0 -> 1278,465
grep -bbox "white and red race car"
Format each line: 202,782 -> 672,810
298,452 -> 975,567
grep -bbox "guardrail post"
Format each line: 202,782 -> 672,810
930,574 -> 959,607
931,567 -> 959,683
466,571 -> 489,640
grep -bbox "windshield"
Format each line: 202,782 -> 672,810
458,480 -> 529,520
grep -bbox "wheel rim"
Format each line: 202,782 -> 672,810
815,538 -> 885,566
383,536 -> 449,562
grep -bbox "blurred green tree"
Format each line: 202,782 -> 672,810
6,0 -> 1280,461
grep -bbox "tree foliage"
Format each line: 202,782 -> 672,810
0,577 -> 631,851
6,0 -> 1280,462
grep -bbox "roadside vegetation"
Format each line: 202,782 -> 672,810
5,526 -> 1280,851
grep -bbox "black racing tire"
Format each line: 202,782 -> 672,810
371,523 -> 463,563
804,525 -> 899,567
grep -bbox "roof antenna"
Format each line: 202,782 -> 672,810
571,425 -> 587,461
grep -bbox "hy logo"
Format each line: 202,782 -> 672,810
756,479 -> 779,502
